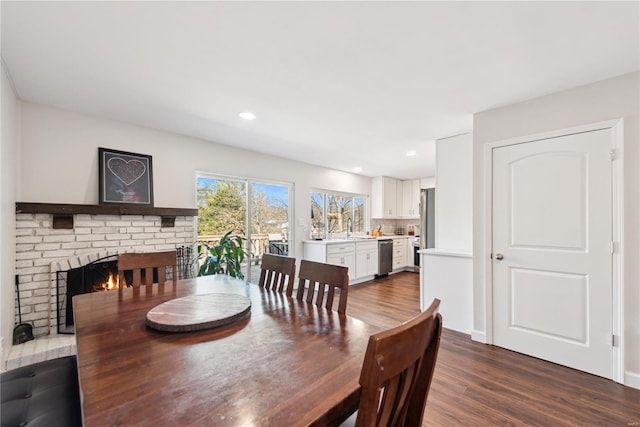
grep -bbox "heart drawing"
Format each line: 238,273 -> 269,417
107,157 -> 147,186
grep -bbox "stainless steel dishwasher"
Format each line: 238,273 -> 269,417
377,239 -> 393,276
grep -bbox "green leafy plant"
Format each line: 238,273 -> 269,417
195,230 -> 249,279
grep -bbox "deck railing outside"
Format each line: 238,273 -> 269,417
183,233 -> 288,281
196,233 -> 284,259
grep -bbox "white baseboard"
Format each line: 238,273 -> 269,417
471,329 -> 487,343
624,370 -> 640,390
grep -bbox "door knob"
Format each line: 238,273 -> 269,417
495,253 -> 504,260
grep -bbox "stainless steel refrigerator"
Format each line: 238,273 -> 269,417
419,188 -> 435,250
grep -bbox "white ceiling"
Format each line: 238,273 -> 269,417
2,1 -> 638,179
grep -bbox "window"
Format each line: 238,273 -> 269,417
310,191 -> 367,239
197,173 -> 293,281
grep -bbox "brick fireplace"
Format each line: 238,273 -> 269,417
14,204 -> 197,338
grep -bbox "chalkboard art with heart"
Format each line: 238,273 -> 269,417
99,148 -> 154,206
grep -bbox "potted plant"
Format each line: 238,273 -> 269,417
195,230 -> 249,279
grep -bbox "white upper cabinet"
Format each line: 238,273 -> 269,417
401,179 -> 420,218
373,177 -> 424,219
371,176 -> 398,218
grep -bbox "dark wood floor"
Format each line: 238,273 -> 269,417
346,272 -> 640,426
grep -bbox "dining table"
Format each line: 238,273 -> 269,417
72,274 -> 380,426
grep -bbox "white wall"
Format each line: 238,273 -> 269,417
435,133 -> 473,252
1,63 -> 19,362
420,176 -> 435,188
473,72 -> 640,386
17,101 -> 372,266
421,133 -> 473,334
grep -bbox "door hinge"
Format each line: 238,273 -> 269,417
609,149 -> 616,161
611,334 -> 617,347
609,241 -> 615,254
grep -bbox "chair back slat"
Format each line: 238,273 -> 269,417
131,269 -> 142,287
118,251 -> 177,287
157,267 -> 166,284
355,298 -> 442,427
296,260 -> 349,314
258,254 -> 296,296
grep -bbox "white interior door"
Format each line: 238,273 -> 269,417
492,128 -> 613,378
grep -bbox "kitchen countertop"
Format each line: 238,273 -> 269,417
418,248 -> 472,258
303,235 -> 415,244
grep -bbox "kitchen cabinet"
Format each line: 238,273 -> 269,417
392,238 -> 407,270
304,241 -> 356,281
355,240 -> 378,278
401,179 -> 420,218
372,177 -> 421,219
327,254 -> 356,281
371,176 -> 398,218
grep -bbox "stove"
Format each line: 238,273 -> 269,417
413,237 -> 420,266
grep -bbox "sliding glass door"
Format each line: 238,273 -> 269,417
197,174 -> 292,282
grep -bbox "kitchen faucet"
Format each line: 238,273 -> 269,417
347,217 -> 352,237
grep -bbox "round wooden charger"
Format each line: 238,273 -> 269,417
145,293 -> 251,333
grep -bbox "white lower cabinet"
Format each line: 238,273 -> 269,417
326,253 -> 356,281
304,242 -> 356,281
392,238 -> 407,270
303,238 -> 416,283
355,241 -> 378,278
303,240 -> 382,284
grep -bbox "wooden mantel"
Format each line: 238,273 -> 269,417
16,202 -> 198,229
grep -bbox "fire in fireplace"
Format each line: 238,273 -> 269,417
101,271 -> 125,291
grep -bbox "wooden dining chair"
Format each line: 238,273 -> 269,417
349,298 -> 442,427
117,250 -> 178,287
258,253 -> 296,296
296,259 -> 349,314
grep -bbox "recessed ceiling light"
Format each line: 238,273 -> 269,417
353,167 -> 363,173
239,111 -> 256,120
406,150 -> 417,157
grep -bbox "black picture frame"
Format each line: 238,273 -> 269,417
98,148 -> 154,206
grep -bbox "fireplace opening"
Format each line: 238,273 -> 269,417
56,255 -> 142,334
55,248 -> 193,334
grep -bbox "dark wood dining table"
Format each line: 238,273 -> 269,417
73,274 -> 380,426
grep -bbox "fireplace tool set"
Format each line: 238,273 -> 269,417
13,275 -> 34,344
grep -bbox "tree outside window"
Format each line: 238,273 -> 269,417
197,180 -> 246,235
310,191 -> 367,238
311,192 -> 325,239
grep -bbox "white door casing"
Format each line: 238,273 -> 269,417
492,128 -> 613,379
